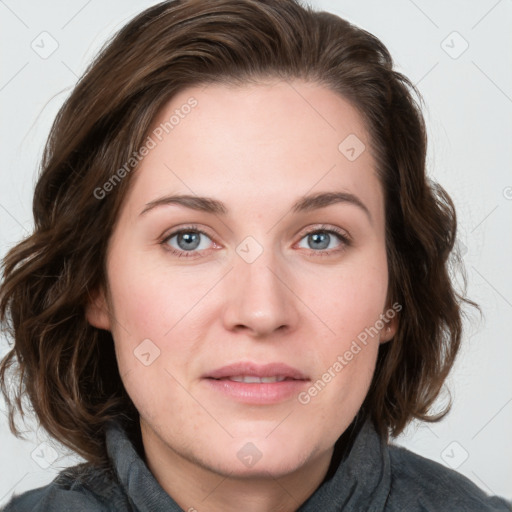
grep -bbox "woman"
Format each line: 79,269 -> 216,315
1,0 -> 510,510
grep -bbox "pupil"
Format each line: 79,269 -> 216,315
178,232 -> 200,250
309,232 -> 330,250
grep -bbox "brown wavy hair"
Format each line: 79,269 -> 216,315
0,0 -> 476,467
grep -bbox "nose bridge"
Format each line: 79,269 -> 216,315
222,239 -> 298,336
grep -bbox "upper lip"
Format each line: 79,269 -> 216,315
204,362 -> 309,380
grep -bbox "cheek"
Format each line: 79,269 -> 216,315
104,259 -> 191,420
297,330 -> 379,439
107,251 -> 208,338
301,254 -> 387,400
316,255 -> 389,340
104,251 -> 216,393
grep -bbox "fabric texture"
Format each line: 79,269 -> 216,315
2,419 -> 511,511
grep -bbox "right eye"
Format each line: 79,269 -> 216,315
161,226 -> 217,258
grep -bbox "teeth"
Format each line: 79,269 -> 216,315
226,375 -> 287,383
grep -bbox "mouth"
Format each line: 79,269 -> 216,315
211,375 -> 298,383
203,361 -> 309,381
203,362 -> 310,404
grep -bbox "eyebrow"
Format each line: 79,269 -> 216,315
139,191 -> 372,223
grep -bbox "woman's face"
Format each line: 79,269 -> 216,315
88,79 -> 397,480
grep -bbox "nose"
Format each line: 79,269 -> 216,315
221,248 -> 300,338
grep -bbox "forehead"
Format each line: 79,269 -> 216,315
122,80 -> 383,225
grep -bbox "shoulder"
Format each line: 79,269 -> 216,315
1,463 -> 131,512
387,443 -> 512,511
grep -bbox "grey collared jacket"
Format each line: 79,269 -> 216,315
2,419 -> 511,511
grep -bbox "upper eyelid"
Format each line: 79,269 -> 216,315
299,224 -> 349,236
296,225 -> 351,245
162,224 -> 212,240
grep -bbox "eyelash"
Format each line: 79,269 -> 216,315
159,223 -> 351,259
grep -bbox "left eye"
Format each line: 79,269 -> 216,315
297,230 -> 345,251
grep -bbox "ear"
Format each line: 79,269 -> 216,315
379,302 -> 400,344
85,286 -> 111,331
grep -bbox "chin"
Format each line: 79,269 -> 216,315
203,434 -> 322,479
208,450 -> 313,480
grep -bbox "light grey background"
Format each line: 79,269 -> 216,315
1,0 -> 511,505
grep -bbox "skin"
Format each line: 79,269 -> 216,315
87,79 -> 398,512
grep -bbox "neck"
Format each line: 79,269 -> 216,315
140,421 -> 336,512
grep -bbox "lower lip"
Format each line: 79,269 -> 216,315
203,378 -> 309,404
